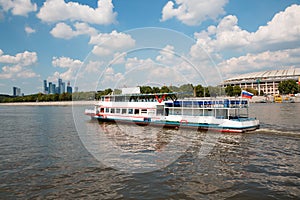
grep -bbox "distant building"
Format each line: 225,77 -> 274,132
44,78 -> 71,94
13,87 -> 21,96
66,81 -> 72,94
43,80 -> 48,94
74,86 -> 78,93
222,68 -> 300,95
48,82 -> 53,94
67,86 -> 72,94
48,82 -> 56,94
61,82 -> 65,93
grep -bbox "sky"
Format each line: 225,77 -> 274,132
0,0 -> 300,95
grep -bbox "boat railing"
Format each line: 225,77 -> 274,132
164,99 -> 249,109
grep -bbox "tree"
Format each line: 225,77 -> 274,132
233,85 -> 242,96
194,84 -> 210,97
160,86 -> 172,93
278,80 -> 299,94
244,87 -> 258,96
208,86 -> 225,97
152,87 -> 160,93
140,86 -> 153,94
225,85 -> 234,96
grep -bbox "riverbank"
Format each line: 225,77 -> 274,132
0,101 -> 96,106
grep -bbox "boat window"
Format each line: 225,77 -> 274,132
174,101 -> 181,107
183,101 -> 192,107
100,108 -> 104,113
128,109 -> 133,114
141,109 -> 147,114
116,108 -> 120,113
111,108 -> 115,113
165,108 -> 169,116
165,102 -> 173,107
134,109 -> 139,115
122,108 -> 127,114
216,109 -> 227,119
105,108 -> 110,113
156,105 -> 164,115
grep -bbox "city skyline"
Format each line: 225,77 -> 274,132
1,1 -> 300,94
8,78 -> 76,96
43,78 -> 73,95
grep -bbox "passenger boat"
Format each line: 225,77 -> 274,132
85,88 -> 259,133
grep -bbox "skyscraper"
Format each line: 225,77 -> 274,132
43,80 -> 48,94
61,82 -> 66,93
58,78 -> 62,94
43,78 -> 69,94
48,82 -> 53,94
13,87 -> 21,96
52,84 -> 56,94
67,81 -> 72,94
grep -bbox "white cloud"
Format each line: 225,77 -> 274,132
125,57 -> 154,71
111,52 -> 127,65
52,56 -> 83,68
191,4 -> 300,57
50,56 -> 83,81
253,4 -> 300,45
161,0 -> 228,26
156,45 -> 177,64
90,30 -> 136,56
0,49 -> 37,66
0,49 -> 38,79
37,0 -> 117,25
17,70 -> 38,78
0,0 -> 37,16
122,57 -> 187,86
84,61 -> 103,73
50,22 -> 97,39
25,26 -> 36,34
218,48 -> 300,78
92,46 -> 112,57
186,4 -> 300,82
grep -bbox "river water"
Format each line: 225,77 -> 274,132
0,103 -> 299,199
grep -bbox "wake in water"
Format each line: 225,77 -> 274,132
255,127 -> 300,136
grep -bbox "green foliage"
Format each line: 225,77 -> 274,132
95,89 -> 113,100
140,86 -> 153,94
73,91 -> 96,101
207,86 -> 225,97
152,87 -> 160,93
160,86 -> 172,93
139,85 -> 173,94
113,89 -> 122,95
225,85 -> 242,96
225,86 -> 234,96
233,85 -> 241,96
278,80 -> 299,94
1,84 -> 242,103
194,84 -> 210,97
0,92 -> 75,103
244,88 -> 258,96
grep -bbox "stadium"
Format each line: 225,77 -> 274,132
222,68 -> 300,95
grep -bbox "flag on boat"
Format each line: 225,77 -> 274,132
241,90 -> 253,99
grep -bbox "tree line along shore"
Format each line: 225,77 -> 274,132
1,80 -> 299,104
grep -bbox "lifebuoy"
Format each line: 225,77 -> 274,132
180,119 -> 188,125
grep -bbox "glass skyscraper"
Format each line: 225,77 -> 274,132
44,79 -> 71,94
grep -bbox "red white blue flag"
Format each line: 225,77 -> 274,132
241,90 -> 253,99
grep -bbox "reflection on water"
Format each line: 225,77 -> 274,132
0,104 -> 299,199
